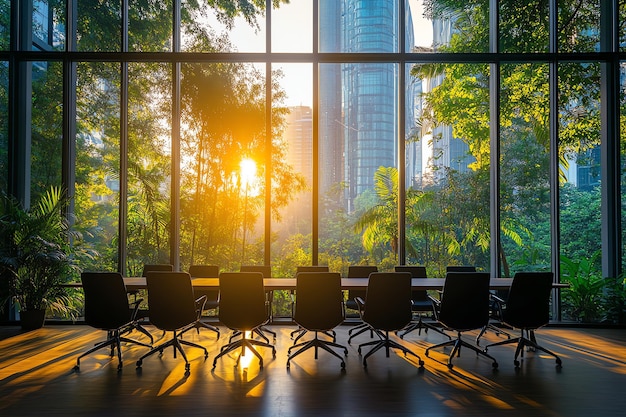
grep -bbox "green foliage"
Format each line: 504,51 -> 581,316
560,254 -> 604,322
0,186 -> 79,317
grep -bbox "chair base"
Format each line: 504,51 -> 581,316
287,331 -> 347,369
181,319 -> 220,338
357,331 -> 424,368
347,322 -> 374,344
292,328 -> 336,345
136,328 -> 208,373
396,316 -> 451,340
213,332 -> 276,369
425,332 -> 498,370
484,331 -> 562,368
75,329 -> 151,371
475,322 -> 511,345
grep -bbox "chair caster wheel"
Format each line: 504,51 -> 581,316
344,350 -> 348,356
185,364 -> 190,372
73,365 -> 80,371
492,362 -> 498,369
556,358 -> 562,366
418,360 -> 425,367
447,363 -> 454,370
514,360 -> 520,368
286,362 -> 290,369
340,361 -> 346,369
136,360 -> 142,368
118,363 -> 123,371
357,348 -> 361,355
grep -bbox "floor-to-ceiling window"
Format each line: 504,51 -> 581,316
3,0 -> 625,324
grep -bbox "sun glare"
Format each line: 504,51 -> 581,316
240,158 -> 257,188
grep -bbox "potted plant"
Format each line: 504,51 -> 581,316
0,186 -> 78,329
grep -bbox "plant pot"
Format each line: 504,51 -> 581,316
20,309 -> 46,330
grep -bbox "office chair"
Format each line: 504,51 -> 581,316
291,266 -> 332,343
394,265 -> 450,340
484,271 -> 562,368
239,265 -> 276,341
213,272 -> 276,369
346,265 -> 378,343
136,271 -> 209,374
287,272 -> 348,370
355,272 -> 424,368
425,272 -> 498,370
185,264 -> 220,338
74,272 -> 152,371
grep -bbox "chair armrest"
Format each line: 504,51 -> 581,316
428,294 -> 441,320
129,298 -> 144,320
195,294 -> 208,314
355,296 -> 365,317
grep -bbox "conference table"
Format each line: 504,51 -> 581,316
121,276 -> 568,292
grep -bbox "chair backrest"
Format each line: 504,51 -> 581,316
145,271 -> 198,331
395,265 -> 427,302
189,265 -> 220,306
439,272 -> 490,331
294,272 -> 343,330
347,265 -> 378,278
446,265 -> 477,273
503,271 -> 554,329
189,264 -> 219,277
218,272 -> 268,330
296,265 -> 330,273
346,265 -> 378,304
240,265 -> 272,277
362,272 -> 413,331
81,272 -> 131,330
141,263 -> 173,276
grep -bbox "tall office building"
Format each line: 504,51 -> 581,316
319,0 -> 416,211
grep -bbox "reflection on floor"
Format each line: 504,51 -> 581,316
0,324 -> 625,416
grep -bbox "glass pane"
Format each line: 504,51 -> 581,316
179,62 -> 266,272
126,62 -> 172,276
129,0 -> 173,52
558,0 -> 600,53
320,0 -> 399,53
272,0 -> 312,53
405,0 -> 488,53
31,61 -> 63,200
181,0 -> 266,53
407,62 -> 490,274
558,62 -> 603,322
75,62 -> 121,272
0,0 -> 9,51
319,62 -> 399,274
78,1 -> 121,52
500,1 -> 549,53
0,61 -> 7,191
499,63 -> 551,276
33,0 -> 65,51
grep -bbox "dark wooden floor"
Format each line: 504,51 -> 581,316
0,322 -> 625,416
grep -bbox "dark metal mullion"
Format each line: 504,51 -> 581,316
62,0 -> 78,225
549,0 -> 561,320
397,0 -> 406,265
312,0 -> 319,265
265,0 -> 272,267
118,0 -> 129,274
600,0 -> 621,281
171,0 -> 182,270
489,0 -> 501,277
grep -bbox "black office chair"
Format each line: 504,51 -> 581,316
287,272 -> 348,370
213,272 -> 276,369
355,272 -> 424,368
239,265 -> 276,341
484,271 -> 562,368
186,264 -> 220,338
425,272 -> 499,370
394,265 -> 450,340
291,266 -> 332,342
136,271 -> 208,374
74,272 -> 152,371
446,265 -> 477,272
346,265 -> 378,343
133,263 -> 174,325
